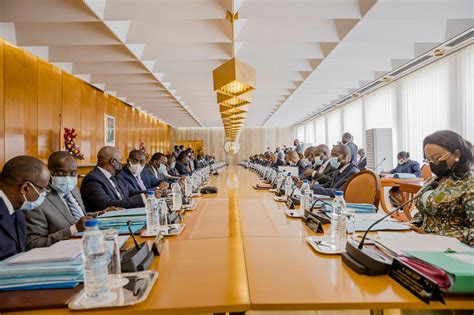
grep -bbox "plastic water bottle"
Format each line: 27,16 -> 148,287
82,219 -> 111,302
284,173 -> 293,198
145,190 -> 159,229
184,175 -> 193,198
329,191 -> 347,251
171,180 -> 182,210
300,180 -> 313,212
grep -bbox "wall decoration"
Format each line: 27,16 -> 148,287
63,128 -> 84,160
105,114 -> 116,146
137,141 -> 150,160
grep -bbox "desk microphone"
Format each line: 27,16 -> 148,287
342,180 -> 439,276
127,220 -> 141,250
309,198 -> 332,212
373,158 -> 386,172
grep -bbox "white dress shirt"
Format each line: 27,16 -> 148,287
98,166 -> 121,198
0,190 -> 15,215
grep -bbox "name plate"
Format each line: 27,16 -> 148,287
285,197 -> 295,209
305,216 -> 324,233
389,258 -> 445,305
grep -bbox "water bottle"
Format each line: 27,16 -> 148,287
284,173 -> 293,198
300,180 -> 313,212
157,199 -> 168,226
329,191 -> 347,251
171,180 -> 182,210
145,190 -> 159,229
185,175 -> 193,198
82,219 -> 111,302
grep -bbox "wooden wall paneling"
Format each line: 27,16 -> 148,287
79,81 -> 95,164
61,73 -> 81,146
95,91 -> 106,155
126,105 -> 133,154
38,60 -> 58,161
23,50 -> 38,157
0,39 -> 5,166
4,42 -> 26,160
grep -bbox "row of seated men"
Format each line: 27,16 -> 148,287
0,145 -> 209,260
251,130 -> 473,247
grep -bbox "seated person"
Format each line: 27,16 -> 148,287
119,150 -> 168,192
175,151 -> 192,175
148,152 -> 177,182
303,144 -> 332,182
269,152 -> 285,168
287,151 -> 307,176
26,152 -> 118,248
412,130 -> 473,246
0,156 -> 49,260
357,148 -> 367,170
311,144 -> 359,197
81,146 -> 146,212
166,154 -> 180,177
382,151 -> 421,207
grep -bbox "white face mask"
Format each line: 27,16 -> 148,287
315,156 -> 324,166
129,162 -> 144,176
158,164 -> 167,173
20,182 -> 47,211
51,176 -> 77,194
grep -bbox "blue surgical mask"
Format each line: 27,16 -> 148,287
20,182 -> 47,211
159,164 -> 167,173
315,156 -> 324,166
51,176 -> 77,194
329,157 -> 341,169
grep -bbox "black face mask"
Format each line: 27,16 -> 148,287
430,160 -> 451,178
113,160 -> 123,174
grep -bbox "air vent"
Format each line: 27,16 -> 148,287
390,55 -> 432,77
446,30 -> 474,47
336,95 -> 351,105
358,80 -> 383,94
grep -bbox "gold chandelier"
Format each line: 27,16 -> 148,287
212,10 -> 256,143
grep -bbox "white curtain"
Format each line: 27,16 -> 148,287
398,57 -> 451,163
296,125 -> 305,142
342,98 -> 364,147
455,45 -> 473,142
314,116 -> 326,145
305,121 -> 314,145
365,84 -> 395,130
326,108 -> 342,147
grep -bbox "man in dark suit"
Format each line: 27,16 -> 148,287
81,146 -> 146,212
175,151 -> 191,175
288,151 -> 308,176
0,156 -> 50,260
342,132 -> 359,164
26,152 -> 119,249
148,152 -> 177,182
311,144 -> 359,197
118,150 -> 168,192
357,148 -> 367,170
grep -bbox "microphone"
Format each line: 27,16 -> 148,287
127,220 -> 141,250
342,180 -> 438,276
373,158 -> 386,172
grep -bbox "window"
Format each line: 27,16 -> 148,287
342,98 -> 364,147
326,109 -> 342,147
314,116 -> 326,145
305,121 -> 314,145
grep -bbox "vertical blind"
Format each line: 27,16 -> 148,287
299,44 -> 473,166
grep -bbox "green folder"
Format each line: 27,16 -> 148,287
405,251 -> 474,294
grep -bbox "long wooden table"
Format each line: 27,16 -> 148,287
6,166 -> 473,314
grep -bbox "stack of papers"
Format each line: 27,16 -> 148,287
315,201 -> 377,213
75,208 -> 147,236
0,237 -> 129,291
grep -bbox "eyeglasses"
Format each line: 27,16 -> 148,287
28,182 -> 51,195
423,152 -> 451,165
51,170 -> 78,177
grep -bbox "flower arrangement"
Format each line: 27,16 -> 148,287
137,141 -> 150,159
64,128 -> 84,160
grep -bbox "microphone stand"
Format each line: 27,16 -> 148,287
373,157 -> 386,172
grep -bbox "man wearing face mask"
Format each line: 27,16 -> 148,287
25,152 -> 120,249
148,152 -> 177,182
303,144 -> 333,182
311,144 -> 359,197
81,146 -> 146,212
166,154 -> 180,177
0,156 -> 50,260
288,151 -> 307,176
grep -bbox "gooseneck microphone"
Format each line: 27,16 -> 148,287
342,180 -> 439,276
373,157 -> 386,172
127,220 -> 141,250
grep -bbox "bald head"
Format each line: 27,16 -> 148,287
315,144 -> 330,157
48,151 -> 77,175
128,150 -> 145,161
97,146 -> 122,175
1,156 -> 49,186
342,132 -> 353,144
330,144 -> 351,168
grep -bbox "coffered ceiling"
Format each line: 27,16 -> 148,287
0,0 -> 472,127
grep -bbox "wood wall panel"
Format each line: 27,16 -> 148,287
173,126 -> 294,164
0,39 -> 174,168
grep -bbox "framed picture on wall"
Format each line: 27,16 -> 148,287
105,114 -> 115,146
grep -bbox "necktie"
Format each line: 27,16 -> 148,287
63,192 -> 84,221
135,175 -> 147,191
110,177 -> 123,199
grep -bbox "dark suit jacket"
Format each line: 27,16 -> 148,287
118,166 -> 162,192
357,157 -> 367,170
168,166 -> 180,177
346,142 -> 359,164
25,187 -> 85,248
296,160 -> 308,176
175,161 -> 190,175
0,198 -> 26,260
81,167 -> 145,213
311,162 -> 359,197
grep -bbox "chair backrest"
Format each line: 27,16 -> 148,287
421,163 -> 432,180
343,170 -> 381,208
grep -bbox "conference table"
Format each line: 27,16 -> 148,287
5,166 -> 473,315
379,177 -> 425,218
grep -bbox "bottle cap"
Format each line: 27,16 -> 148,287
85,219 -> 98,227
302,179 -> 308,183
147,190 -> 155,196
335,191 -> 344,197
